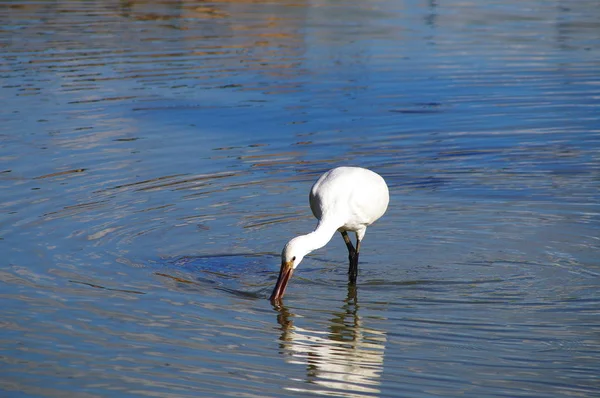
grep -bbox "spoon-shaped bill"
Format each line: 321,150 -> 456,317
270,261 -> 294,301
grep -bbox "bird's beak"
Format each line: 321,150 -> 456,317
270,260 -> 294,302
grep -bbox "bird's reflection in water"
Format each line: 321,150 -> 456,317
275,286 -> 387,397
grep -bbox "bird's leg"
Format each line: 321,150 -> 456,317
349,238 -> 361,284
341,231 -> 359,283
341,231 -> 356,260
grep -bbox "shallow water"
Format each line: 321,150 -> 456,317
1,0 -> 599,397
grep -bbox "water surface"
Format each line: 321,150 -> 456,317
1,0 -> 599,397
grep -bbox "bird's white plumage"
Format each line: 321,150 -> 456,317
309,167 -> 389,240
283,166 -> 389,269
271,166 -> 389,301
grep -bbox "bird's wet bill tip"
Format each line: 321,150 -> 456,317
270,261 -> 294,301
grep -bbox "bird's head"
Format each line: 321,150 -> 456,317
269,236 -> 310,302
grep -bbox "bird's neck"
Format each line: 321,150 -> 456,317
298,220 -> 339,255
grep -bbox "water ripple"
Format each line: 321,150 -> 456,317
1,0 -> 599,397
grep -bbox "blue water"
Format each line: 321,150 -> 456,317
1,0 -> 599,397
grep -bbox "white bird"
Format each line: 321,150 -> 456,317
270,166 -> 389,301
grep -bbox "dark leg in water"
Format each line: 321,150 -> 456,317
341,231 -> 360,283
351,239 -> 361,283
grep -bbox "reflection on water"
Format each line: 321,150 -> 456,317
1,0 -> 600,397
276,286 -> 386,397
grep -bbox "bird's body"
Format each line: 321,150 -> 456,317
270,166 -> 389,302
309,167 -> 389,238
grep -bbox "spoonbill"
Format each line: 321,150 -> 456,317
270,166 -> 389,301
